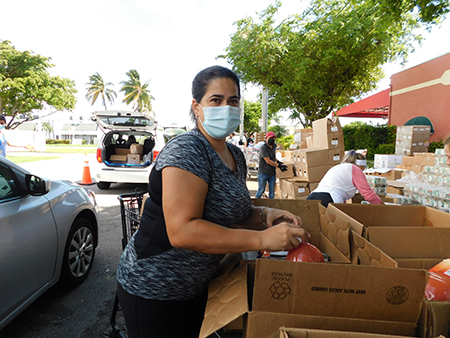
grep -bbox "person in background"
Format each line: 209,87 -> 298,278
228,132 -> 239,146
306,150 -> 385,207
255,131 -> 287,199
116,65 -> 309,338
444,135 -> 450,166
246,137 -> 254,148
0,114 -> 30,157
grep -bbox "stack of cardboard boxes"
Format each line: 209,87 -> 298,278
109,143 -> 144,165
397,152 -> 435,174
395,125 -> 431,156
293,128 -> 314,149
254,132 -> 266,144
275,117 -> 345,199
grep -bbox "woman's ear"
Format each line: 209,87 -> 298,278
192,99 -> 200,118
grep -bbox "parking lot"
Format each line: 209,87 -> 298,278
1,152 -> 257,338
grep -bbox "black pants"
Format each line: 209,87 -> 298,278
306,192 -> 334,207
117,282 -> 208,338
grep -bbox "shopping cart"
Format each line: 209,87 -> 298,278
246,147 -> 259,178
102,188 -> 144,338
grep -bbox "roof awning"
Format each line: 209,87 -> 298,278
335,89 -> 390,118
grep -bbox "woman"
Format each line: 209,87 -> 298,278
116,65 -> 309,338
307,150 -> 385,207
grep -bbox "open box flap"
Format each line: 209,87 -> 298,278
367,227 -> 450,259
318,204 -> 351,261
200,263 -> 248,338
351,231 -> 398,267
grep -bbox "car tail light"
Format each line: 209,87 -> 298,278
153,150 -> 160,162
96,148 -> 102,163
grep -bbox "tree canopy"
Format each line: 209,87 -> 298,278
220,0 -> 449,127
0,40 -> 77,128
120,69 -> 154,115
85,72 -> 117,110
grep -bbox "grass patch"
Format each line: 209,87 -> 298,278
8,155 -> 61,163
40,147 -> 96,154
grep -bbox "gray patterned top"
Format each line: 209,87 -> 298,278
117,129 -> 253,300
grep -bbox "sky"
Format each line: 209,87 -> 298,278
1,0 -> 449,129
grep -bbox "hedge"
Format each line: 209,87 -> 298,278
342,122 -> 397,160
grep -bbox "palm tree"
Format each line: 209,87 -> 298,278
85,72 -> 117,110
120,69 -> 154,114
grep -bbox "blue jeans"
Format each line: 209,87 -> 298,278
255,173 -> 276,199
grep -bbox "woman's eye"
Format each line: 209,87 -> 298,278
230,99 -> 239,106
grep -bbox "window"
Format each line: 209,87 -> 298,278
0,163 -> 21,201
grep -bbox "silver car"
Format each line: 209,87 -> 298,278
0,156 -> 99,331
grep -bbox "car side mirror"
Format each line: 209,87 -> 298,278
25,174 -> 50,196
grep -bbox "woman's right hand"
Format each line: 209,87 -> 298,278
260,222 -> 310,252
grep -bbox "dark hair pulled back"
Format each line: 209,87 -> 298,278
189,66 -> 240,123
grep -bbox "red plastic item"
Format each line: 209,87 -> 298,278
425,259 -> 450,302
286,243 -> 325,263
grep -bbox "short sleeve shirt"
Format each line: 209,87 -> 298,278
258,142 -> 277,176
117,129 -> 253,301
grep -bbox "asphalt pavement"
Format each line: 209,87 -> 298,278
1,152 -> 257,338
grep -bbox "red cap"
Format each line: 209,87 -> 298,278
265,131 -> 276,139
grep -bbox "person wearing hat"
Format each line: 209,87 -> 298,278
255,131 -> 286,198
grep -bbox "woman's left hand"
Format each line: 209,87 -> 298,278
264,208 -> 302,228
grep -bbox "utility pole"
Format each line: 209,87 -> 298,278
261,89 -> 268,132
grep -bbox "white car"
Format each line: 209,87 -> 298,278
0,156 -> 99,331
92,110 -> 159,190
92,111 -> 188,189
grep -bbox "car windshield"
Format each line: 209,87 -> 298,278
100,116 -> 154,127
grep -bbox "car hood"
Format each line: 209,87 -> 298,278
91,110 -> 157,132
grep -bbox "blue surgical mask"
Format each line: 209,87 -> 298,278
199,105 -> 241,140
0,125 -> 5,130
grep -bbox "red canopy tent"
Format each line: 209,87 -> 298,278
335,88 -> 390,118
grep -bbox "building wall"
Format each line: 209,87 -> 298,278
389,53 -> 450,142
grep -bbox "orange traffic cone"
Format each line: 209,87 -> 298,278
79,153 -> 94,185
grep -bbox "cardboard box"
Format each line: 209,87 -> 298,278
312,117 -> 342,134
130,143 -> 143,154
313,133 -> 344,150
276,163 -> 295,179
294,128 -> 314,144
328,148 -> 345,166
301,164 -> 330,183
374,154 -> 403,169
254,132 -> 266,143
365,169 -> 404,181
298,148 -> 329,167
402,156 -> 415,166
109,154 -> 127,163
386,180 -> 406,195
115,148 -> 131,155
327,204 -> 450,270
421,299 -> 450,338
281,150 -> 294,162
413,153 -> 435,166
306,135 -> 314,149
279,178 -> 310,199
201,259 -> 427,338
270,327 -> 421,338
127,154 -> 141,165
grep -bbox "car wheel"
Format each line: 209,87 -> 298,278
60,218 -> 96,288
97,182 -> 111,189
